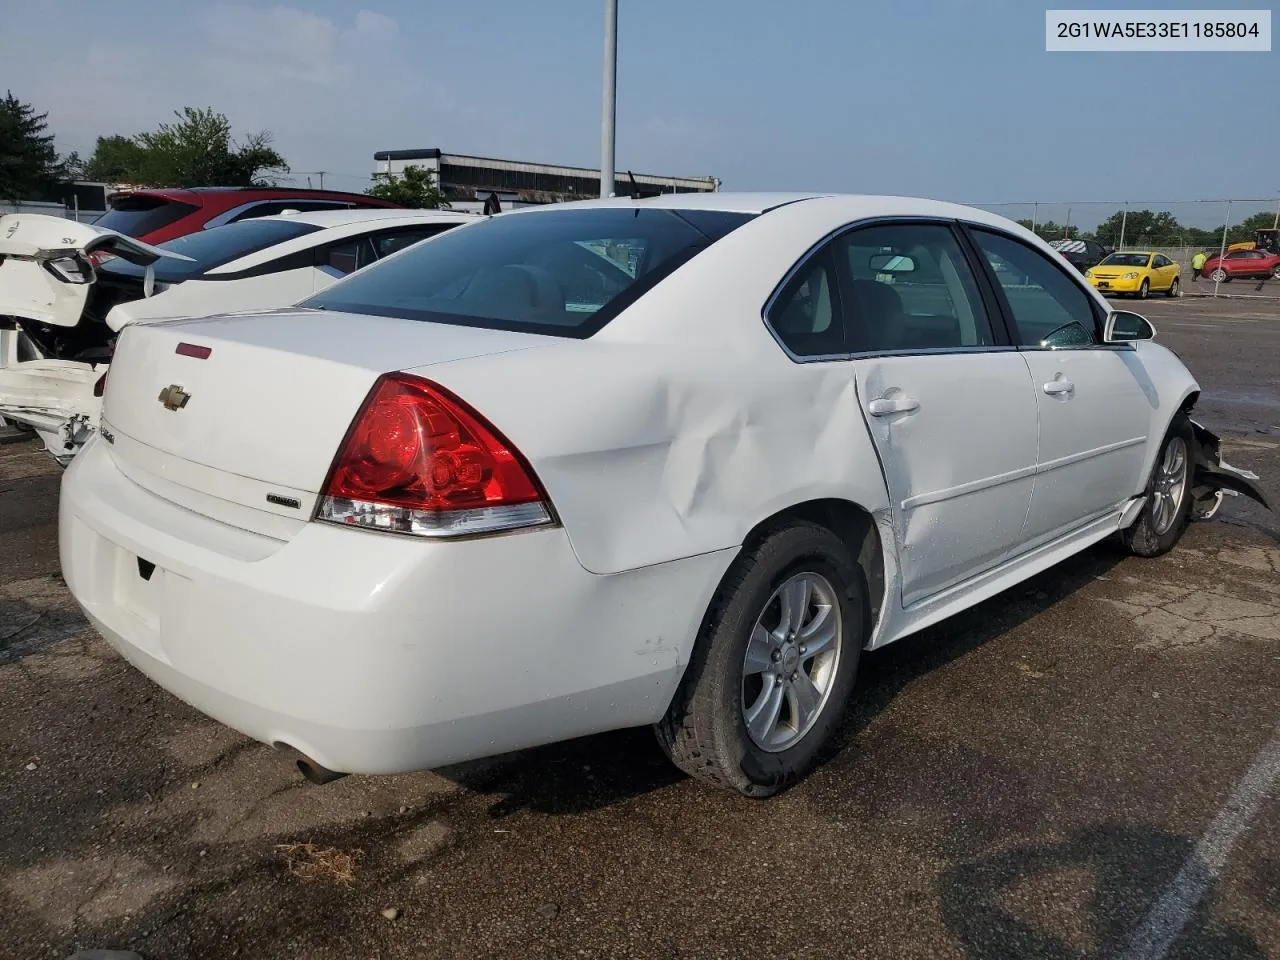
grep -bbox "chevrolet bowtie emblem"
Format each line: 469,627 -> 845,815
158,384 -> 190,411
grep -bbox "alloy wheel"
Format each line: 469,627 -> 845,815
741,572 -> 843,752
1149,436 -> 1188,536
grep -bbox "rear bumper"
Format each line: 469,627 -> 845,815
60,437 -> 733,774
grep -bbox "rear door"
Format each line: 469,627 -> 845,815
830,220 -> 1039,606
966,227 -> 1152,546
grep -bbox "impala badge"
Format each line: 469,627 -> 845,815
158,384 -> 190,411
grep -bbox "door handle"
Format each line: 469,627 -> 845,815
1043,378 -> 1075,396
867,395 -> 920,416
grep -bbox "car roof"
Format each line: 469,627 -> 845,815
501,192 -> 1033,225
109,186 -> 393,203
253,208 -> 482,229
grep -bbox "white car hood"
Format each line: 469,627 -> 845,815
0,213 -> 192,328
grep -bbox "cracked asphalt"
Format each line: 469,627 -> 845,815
1,293 -> 1277,960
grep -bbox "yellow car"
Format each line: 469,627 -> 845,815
1084,251 -> 1181,298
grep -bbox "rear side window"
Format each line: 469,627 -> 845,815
97,219 -> 322,283
970,229 -> 1099,348
766,253 -> 842,357
303,208 -> 756,337
95,197 -> 198,238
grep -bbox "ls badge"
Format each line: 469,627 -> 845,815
158,384 -> 190,411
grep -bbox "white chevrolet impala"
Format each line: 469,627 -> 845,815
58,194 -> 1269,796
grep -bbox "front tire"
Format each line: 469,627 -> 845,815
1210,267 -> 1228,282
1138,278 -> 1150,299
656,522 -> 866,797
1120,415 -> 1195,558
1271,265 -> 1280,280
1166,277 -> 1179,298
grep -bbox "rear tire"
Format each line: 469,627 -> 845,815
1120,415 -> 1195,558
1271,265 -> 1280,280
656,522 -> 866,797
1166,277 -> 1179,298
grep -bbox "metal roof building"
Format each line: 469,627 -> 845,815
373,148 -> 719,211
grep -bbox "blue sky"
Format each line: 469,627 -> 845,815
2,0 -> 1276,228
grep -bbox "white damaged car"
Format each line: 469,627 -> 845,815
0,208 -> 478,462
59,193 -> 1270,796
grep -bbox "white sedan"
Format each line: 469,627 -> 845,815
0,208 -> 478,461
58,193 -> 1269,796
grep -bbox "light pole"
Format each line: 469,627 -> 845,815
600,0 -> 618,199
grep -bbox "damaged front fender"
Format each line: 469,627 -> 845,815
1188,419 -> 1271,515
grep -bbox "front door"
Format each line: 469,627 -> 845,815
967,227 -> 1152,546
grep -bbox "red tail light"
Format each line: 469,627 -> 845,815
316,373 -> 553,538
93,369 -> 109,398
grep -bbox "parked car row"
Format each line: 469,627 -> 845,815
93,186 -> 402,245
0,207 -> 478,460
22,190 -> 1266,796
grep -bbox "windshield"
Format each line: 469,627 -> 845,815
98,219 -> 323,283
302,207 -> 756,338
1099,253 -> 1151,267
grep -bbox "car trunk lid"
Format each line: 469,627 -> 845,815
100,308 -> 548,528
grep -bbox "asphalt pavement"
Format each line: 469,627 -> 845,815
1,294 -> 1277,960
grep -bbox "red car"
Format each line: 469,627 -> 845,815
92,187 -> 402,245
1201,248 -> 1280,282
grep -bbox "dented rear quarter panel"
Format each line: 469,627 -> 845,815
416,199 -> 898,577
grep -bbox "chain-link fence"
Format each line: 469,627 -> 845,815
967,198 -> 1280,298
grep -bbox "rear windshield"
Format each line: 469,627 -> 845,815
99,219 -> 323,283
1099,253 -> 1151,267
94,197 -> 198,238
301,207 -> 757,337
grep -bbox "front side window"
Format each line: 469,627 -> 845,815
373,225 -> 453,258
838,222 -> 995,352
970,229 -> 1099,349
303,208 -> 755,337
1154,255 -> 1172,268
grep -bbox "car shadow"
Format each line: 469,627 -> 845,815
825,542 -> 1127,761
436,542 -> 1129,815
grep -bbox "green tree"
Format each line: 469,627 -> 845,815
82,107 -> 288,187
0,91 -> 64,202
1093,209 -> 1183,246
366,165 -> 446,208
83,135 -> 147,183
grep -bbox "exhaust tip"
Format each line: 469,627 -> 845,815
296,756 -> 349,785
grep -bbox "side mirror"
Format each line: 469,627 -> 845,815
1105,311 -> 1156,343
